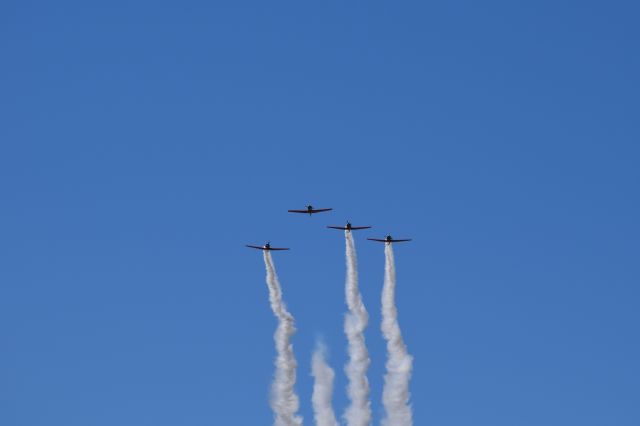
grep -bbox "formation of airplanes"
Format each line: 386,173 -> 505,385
246,205 -> 412,252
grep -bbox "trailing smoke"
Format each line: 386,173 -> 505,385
263,252 -> 303,426
311,342 -> 339,426
343,231 -> 372,426
381,244 -> 413,426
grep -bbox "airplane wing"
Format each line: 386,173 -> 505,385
367,238 -> 388,242
390,239 -> 412,243
288,209 -> 309,213
246,245 -> 290,251
310,208 -> 333,213
328,225 -> 372,231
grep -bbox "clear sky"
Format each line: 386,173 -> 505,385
1,1 -> 639,425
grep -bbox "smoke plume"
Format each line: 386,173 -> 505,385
343,231 -> 372,426
263,251 -> 303,426
311,342 -> 339,426
381,244 -> 413,426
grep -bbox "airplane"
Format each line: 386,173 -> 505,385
246,242 -> 290,251
327,221 -> 372,231
288,205 -> 333,216
367,235 -> 412,244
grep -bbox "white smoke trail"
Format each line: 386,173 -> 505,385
263,251 -> 303,426
343,231 -> 372,426
311,342 -> 339,426
381,244 -> 413,426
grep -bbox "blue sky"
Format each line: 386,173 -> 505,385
1,1 -> 639,425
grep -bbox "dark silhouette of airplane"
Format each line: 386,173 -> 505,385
327,221 -> 372,231
288,205 -> 333,216
246,242 -> 290,251
367,235 -> 412,244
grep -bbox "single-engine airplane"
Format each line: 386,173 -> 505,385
246,242 -> 290,251
367,235 -> 412,244
288,205 -> 333,216
327,221 -> 372,231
